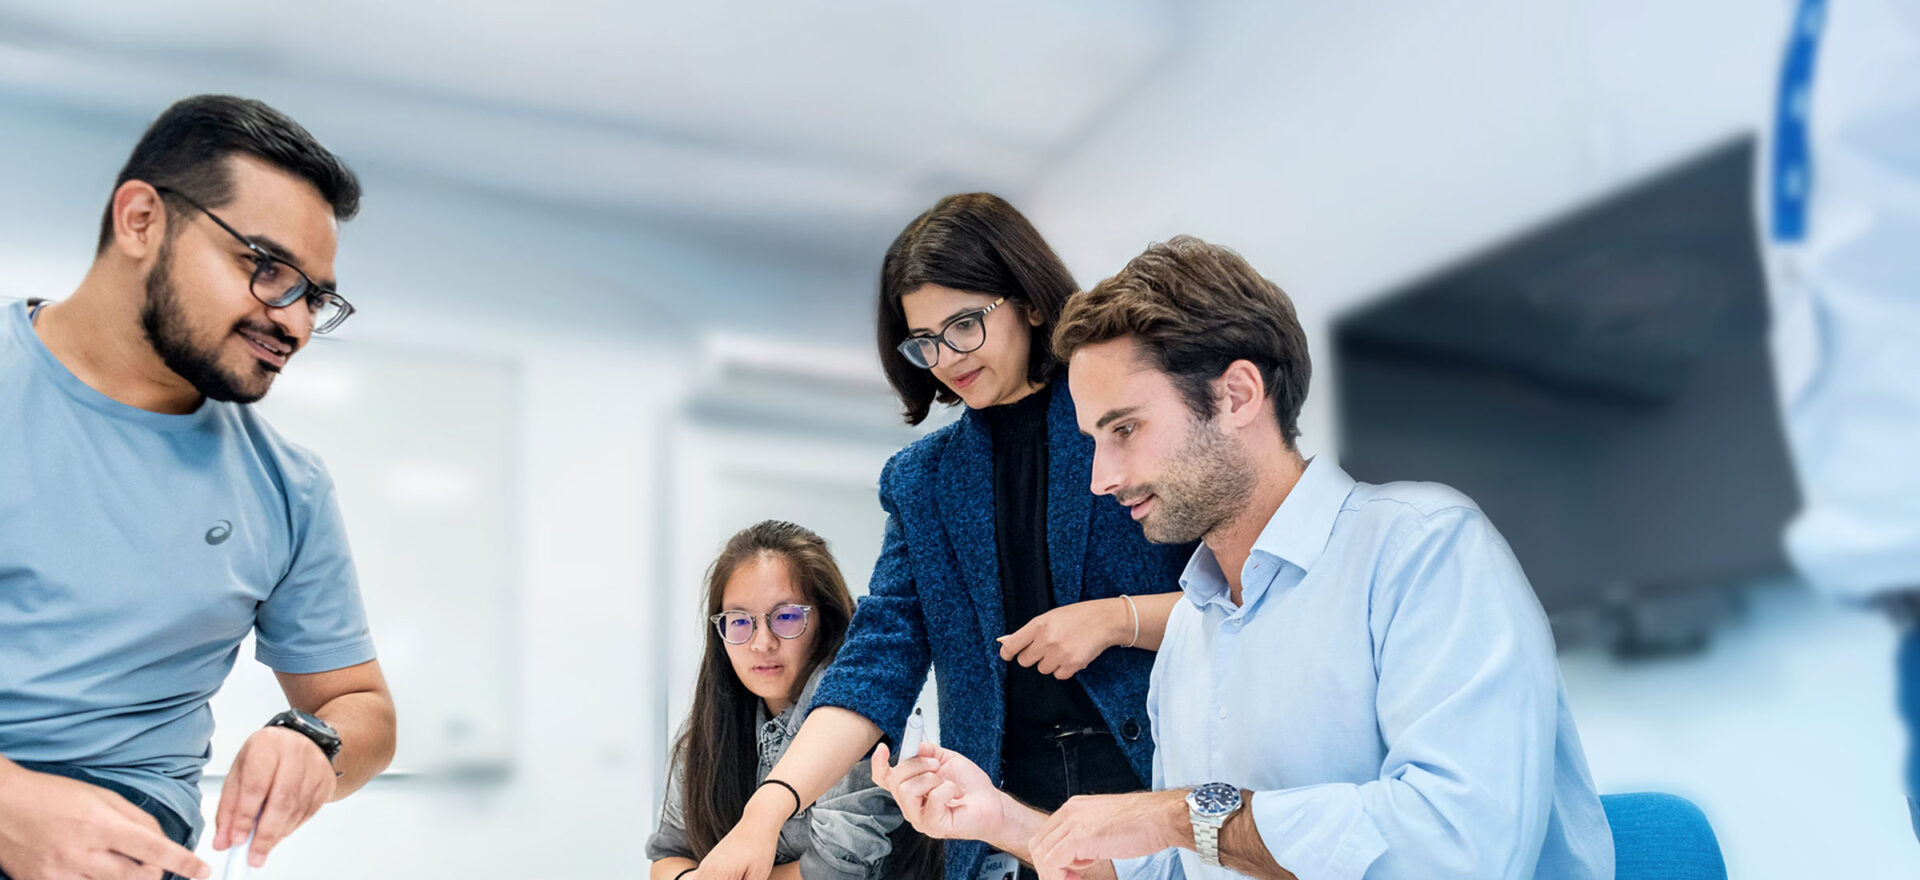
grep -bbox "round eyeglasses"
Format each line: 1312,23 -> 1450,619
149,184 -> 357,334
710,603 -> 814,645
896,297 -> 1006,369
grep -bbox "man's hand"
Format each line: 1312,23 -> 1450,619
871,741 -> 1024,846
212,726 -> 338,868
998,598 -> 1132,679
1029,791 -> 1189,880
0,765 -> 210,880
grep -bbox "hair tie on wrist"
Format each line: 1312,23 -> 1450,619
760,777 -> 803,820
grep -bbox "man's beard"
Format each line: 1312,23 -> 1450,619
138,241 -> 282,405
1131,417 -> 1255,546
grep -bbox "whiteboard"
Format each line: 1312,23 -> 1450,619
206,337 -> 520,777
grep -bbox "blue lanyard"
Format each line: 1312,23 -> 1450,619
1772,0 -> 1828,243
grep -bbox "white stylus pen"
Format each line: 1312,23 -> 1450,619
222,827 -> 256,880
897,707 -> 927,762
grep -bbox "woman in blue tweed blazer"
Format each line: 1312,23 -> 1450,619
699,194 -> 1192,880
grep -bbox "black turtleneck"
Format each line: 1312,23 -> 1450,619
979,383 -> 1112,776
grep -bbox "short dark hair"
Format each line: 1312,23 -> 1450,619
1053,235 -> 1312,447
876,193 -> 1078,425
97,95 -> 361,254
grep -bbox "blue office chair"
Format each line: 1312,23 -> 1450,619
1602,792 -> 1727,880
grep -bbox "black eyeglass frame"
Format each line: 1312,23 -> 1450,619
148,183 -> 356,334
895,297 -> 1007,369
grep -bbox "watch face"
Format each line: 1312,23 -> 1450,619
1187,782 -> 1241,818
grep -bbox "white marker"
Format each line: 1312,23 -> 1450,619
897,707 -> 927,762
222,828 -> 256,880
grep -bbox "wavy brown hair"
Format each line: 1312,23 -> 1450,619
1053,235 -> 1312,448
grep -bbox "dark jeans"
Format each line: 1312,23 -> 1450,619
1000,727 -> 1144,880
0,762 -> 194,880
1900,625 -> 1920,841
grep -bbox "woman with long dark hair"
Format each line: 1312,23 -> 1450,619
698,194 -> 1193,880
648,521 -> 933,880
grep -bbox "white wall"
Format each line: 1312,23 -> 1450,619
196,332 -> 686,880
1025,0 -> 1793,457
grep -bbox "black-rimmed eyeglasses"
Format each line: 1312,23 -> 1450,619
896,297 -> 1005,369
710,603 -> 814,645
150,184 -> 356,335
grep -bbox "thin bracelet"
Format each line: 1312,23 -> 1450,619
1119,594 -> 1140,648
759,777 -> 803,820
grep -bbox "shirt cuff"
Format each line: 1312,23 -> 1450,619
1113,848 -> 1182,880
1249,786 -> 1388,880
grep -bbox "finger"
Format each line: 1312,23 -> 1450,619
1032,847 -> 1067,880
1052,662 -> 1080,680
86,850 -> 150,880
1014,639 -> 1051,668
893,764 -> 948,806
250,764 -> 307,866
1037,658 -> 1060,676
212,756 -> 241,850
108,821 -> 210,880
97,847 -> 154,880
878,750 -> 941,794
300,776 -> 330,826
100,790 -> 165,832
997,626 -> 1034,661
870,745 -> 894,789
223,749 -> 278,850
924,779 -> 963,813
1031,817 -> 1071,875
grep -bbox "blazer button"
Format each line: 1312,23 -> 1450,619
1121,719 -> 1142,742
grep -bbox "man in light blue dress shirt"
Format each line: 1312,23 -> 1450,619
871,236 -> 1612,880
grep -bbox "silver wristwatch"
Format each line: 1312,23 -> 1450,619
1186,782 -> 1242,867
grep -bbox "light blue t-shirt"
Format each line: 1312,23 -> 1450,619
0,300 -> 377,839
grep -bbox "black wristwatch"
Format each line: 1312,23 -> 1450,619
266,709 -> 343,763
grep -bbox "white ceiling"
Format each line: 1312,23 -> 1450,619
0,0 -> 1184,263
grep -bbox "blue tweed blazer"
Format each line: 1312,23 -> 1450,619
813,380 -> 1193,880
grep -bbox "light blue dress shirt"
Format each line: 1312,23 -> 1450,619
1113,458 -> 1613,880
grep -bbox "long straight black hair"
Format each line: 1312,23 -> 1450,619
669,521 -> 942,877
673,521 -> 855,859
876,193 -> 1079,425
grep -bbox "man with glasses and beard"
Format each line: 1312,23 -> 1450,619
872,237 -> 1613,880
0,95 -> 395,880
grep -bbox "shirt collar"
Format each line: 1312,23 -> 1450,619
1178,456 -> 1357,607
759,665 -> 826,735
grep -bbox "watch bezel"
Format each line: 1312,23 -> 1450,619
1186,781 -> 1242,819
269,709 -> 343,761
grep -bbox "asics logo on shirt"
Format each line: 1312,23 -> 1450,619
205,520 -> 233,545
